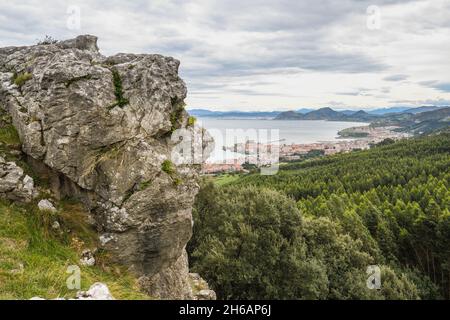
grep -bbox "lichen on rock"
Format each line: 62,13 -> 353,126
0,35 -> 213,299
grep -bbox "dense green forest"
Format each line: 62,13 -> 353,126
188,133 -> 450,299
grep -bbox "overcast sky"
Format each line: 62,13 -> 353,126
1,0 -> 449,111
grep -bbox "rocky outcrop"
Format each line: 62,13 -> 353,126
189,273 -> 217,300
0,35 -> 213,299
80,248 -> 96,267
0,156 -> 37,202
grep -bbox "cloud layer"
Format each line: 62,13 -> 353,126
1,0 -> 449,110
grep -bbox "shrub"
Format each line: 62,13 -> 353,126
37,35 -> 58,45
189,182 -> 423,300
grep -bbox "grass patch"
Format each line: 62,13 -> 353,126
213,174 -> 241,186
138,180 -> 152,191
161,160 -> 175,175
173,177 -> 183,186
170,101 -> 185,133
0,198 -> 150,300
0,124 -> 20,147
187,116 -> 196,127
12,73 -> 32,88
108,68 -> 129,109
161,160 -> 183,186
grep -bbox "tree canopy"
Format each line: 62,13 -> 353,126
189,133 -> 449,299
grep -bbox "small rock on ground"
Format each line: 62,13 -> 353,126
38,199 -> 57,212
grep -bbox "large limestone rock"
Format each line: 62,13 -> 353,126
0,35 -> 212,299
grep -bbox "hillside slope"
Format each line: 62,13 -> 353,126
190,133 -> 450,299
0,109 -> 149,299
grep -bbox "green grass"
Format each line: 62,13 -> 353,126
161,160 -> 175,175
170,102 -> 185,133
0,199 -> 150,300
0,114 -> 50,187
109,68 -> 129,109
161,160 -> 183,186
173,177 -> 183,186
0,117 -> 23,168
138,180 -> 152,191
0,108 -> 150,299
12,73 -> 32,88
213,174 -> 241,186
187,116 -> 196,127
0,124 -> 21,147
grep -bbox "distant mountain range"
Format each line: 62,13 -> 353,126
274,106 -> 448,122
275,107 -> 378,122
365,106 -> 444,115
373,107 -> 450,135
365,107 -> 412,115
188,106 -> 447,120
188,106 -> 450,135
188,109 -> 280,119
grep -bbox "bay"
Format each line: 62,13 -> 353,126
197,118 -> 369,163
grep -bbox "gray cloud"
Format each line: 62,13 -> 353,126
383,74 -> 409,81
389,98 -> 450,106
419,80 -> 450,93
336,87 -> 389,97
0,0 -> 448,109
325,101 -> 348,107
433,83 -> 450,92
0,0 -> 389,76
336,91 -> 361,96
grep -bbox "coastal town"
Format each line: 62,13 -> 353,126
201,126 -> 410,174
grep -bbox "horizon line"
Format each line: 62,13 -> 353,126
186,105 -> 449,113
